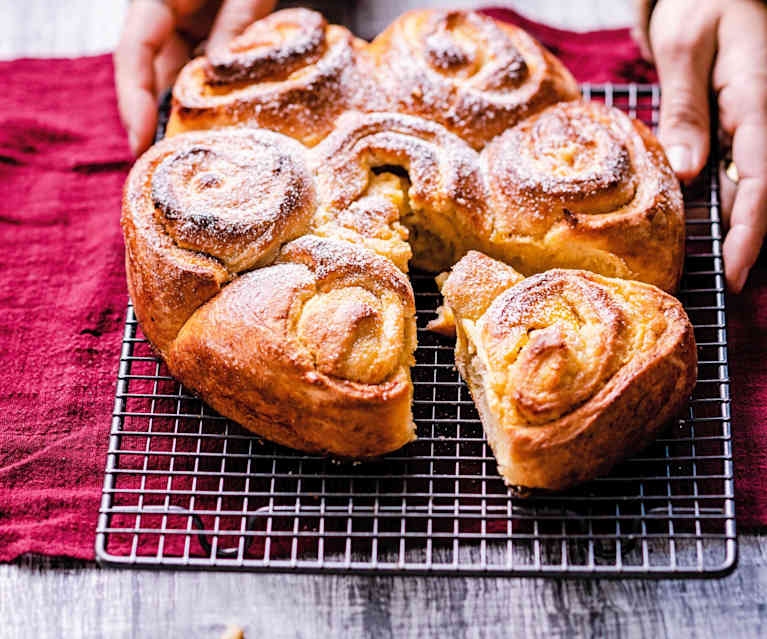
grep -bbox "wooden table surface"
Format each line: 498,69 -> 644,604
2,2 -> 766,638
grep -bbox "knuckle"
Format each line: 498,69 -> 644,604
732,221 -> 766,245
652,32 -> 699,61
661,93 -> 710,130
720,81 -> 767,121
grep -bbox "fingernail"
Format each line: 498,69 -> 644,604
666,144 -> 691,176
735,268 -> 748,293
128,131 -> 138,155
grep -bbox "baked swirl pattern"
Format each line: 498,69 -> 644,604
441,252 -> 697,490
368,9 -> 579,148
167,8 -> 376,146
150,128 -> 315,272
310,111 -> 487,272
481,100 -> 685,293
123,8 -> 694,468
206,9 -> 328,83
168,235 -> 417,457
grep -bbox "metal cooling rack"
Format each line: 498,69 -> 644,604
95,84 -> 736,576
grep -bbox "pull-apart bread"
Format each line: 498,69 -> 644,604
122,7 -> 694,472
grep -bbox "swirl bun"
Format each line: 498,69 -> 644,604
368,9 -> 579,149
480,100 -> 685,293
310,111 -> 487,271
441,252 -> 697,491
206,9 -> 328,84
150,128 -> 315,272
168,236 -> 417,457
167,9 -> 376,146
122,128 -> 314,355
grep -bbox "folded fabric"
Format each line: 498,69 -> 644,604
0,55 -> 132,559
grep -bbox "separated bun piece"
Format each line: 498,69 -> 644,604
428,249 -> 525,337
168,8 -> 376,146
480,100 -> 685,293
442,253 -> 697,490
167,236 -> 418,458
122,128 -> 315,355
367,9 -> 579,149
480,271 -> 633,426
309,111 -> 488,272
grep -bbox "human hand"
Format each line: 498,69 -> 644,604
635,0 -> 767,293
114,0 -> 276,157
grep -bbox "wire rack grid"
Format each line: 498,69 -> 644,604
95,84 -> 736,576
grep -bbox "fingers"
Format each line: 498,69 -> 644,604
713,1 -> 767,292
719,164 -> 736,227
649,1 -> 719,181
154,32 -> 193,94
631,0 -> 654,61
207,0 -> 277,54
114,0 -> 175,155
722,119 -> 767,292
114,0 -> 274,156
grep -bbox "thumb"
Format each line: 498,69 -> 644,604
650,7 -> 718,181
631,0 -> 654,61
114,0 -> 175,155
207,0 -> 278,54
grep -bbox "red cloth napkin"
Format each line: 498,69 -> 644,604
0,55 -> 132,560
727,261 -> 767,527
0,9 -> 763,563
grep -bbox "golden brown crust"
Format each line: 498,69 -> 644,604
122,138 -> 231,358
310,111 -> 487,271
439,250 -> 525,321
206,9 -> 328,84
426,251 -> 525,336
442,252 -> 697,490
165,9 -> 683,294
167,236 -> 417,457
151,128 -> 315,272
367,9 -> 579,149
167,9 -> 380,146
480,100 -> 685,293
122,127 -> 315,354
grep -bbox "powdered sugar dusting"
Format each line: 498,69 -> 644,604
207,8 -> 327,84
312,111 -> 486,228
173,20 -> 369,147
480,100 -> 671,239
369,9 -> 578,148
279,234 -> 414,309
479,268 -> 629,424
122,7 -> 688,455
149,128 -> 315,272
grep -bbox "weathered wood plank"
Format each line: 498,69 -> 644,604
0,535 -> 765,639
